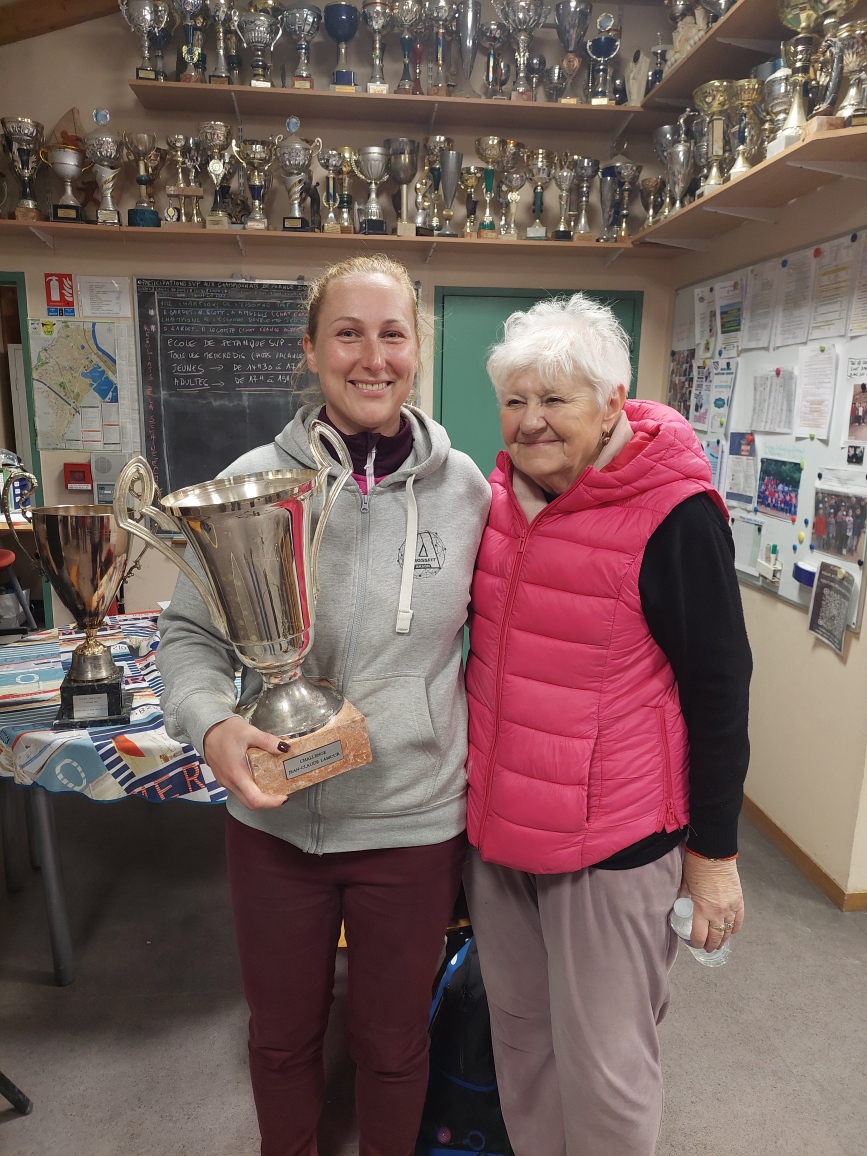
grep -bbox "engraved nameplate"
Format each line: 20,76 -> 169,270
73,693 -> 109,720
284,740 -> 344,779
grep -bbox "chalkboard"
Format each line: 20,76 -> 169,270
135,277 -> 309,495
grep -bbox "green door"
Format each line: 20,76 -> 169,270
435,289 -> 642,478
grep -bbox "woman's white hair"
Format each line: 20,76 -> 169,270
486,293 -> 633,408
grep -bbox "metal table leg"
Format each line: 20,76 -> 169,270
23,789 -> 41,871
0,778 -> 24,894
0,1069 -> 33,1115
29,789 -> 75,987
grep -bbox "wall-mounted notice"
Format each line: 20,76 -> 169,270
795,344 -> 837,439
809,236 -> 858,340
841,356 -> 867,445
742,261 -> 778,350
774,249 -> 816,349
757,457 -> 803,520
77,276 -> 132,319
809,562 -> 855,653
715,278 -> 743,357
731,515 -> 762,575
708,359 -> 736,435
847,233 -> 867,337
700,437 -> 725,489
690,362 -> 711,431
751,367 -> 796,433
694,285 -> 715,358
667,348 -> 694,418
135,277 -> 307,494
725,432 -> 758,506
812,483 -> 867,563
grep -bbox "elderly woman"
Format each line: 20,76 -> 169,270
464,295 -> 751,1156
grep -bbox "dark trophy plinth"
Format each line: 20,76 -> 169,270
52,203 -> 83,222
282,214 -> 312,230
56,672 -> 133,730
128,206 -> 161,227
359,217 -> 387,234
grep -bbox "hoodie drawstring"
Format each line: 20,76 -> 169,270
396,475 -> 417,634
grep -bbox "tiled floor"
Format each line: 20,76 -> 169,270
0,791 -> 865,1156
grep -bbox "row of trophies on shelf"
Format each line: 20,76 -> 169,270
120,0 -> 666,104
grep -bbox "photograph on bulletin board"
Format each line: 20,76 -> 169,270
812,487 -> 867,562
667,349 -> 694,419
757,458 -> 803,520
842,358 -> 867,443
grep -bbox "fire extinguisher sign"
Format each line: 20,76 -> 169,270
44,273 -> 76,317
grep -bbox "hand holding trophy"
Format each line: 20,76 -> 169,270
113,421 -> 372,797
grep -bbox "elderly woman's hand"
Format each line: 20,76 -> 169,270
203,716 -> 290,811
680,852 -> 745,953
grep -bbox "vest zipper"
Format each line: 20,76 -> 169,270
656,707 -> 678,831
477,525 -> 530,839
310,450 -> 374,855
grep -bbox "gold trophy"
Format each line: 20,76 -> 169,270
2,473 -> 147,728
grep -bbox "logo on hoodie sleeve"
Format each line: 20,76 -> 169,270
397,531 -> 446,578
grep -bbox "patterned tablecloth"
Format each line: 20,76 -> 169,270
0,613 -> 227,804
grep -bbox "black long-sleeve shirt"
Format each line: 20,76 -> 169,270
543,491 -> 753,871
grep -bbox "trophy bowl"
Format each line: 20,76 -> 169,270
653,123 -> 678,166
639,174 -> 665,228
555,0 -> 590,52
325,1 -> 361,80
41,144 -> 89,215
693,78 -> 734,114
385,135 -> 420,231
476,134 -> 506,167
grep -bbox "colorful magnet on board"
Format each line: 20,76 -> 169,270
804,518 -> 809,526
809,433 -> 815,440
782,259 -> 788,267
810,543 -> 815,550
819,345 -> 826,353
792,544 -> 798,552
798,532 -> 805,543
775,367 -> 781,376
800,461 -> 805,468
814,247 -> 822,258
791,514 -> 797,523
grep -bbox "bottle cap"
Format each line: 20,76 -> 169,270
673,897 -> 694,918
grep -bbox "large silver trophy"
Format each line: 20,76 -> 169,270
454,0 -> 481,96
1,117 -> 44,222
386,136 -> 420,235
277,117 -> 321,230
283,5 -> 323,87
40,142 -> 91,223
362,0 -> 395,91
113,424 -> 373,795
494,0 -> 547,101
86,110 -> 124,225
2,473 -> 147,728
206,0 -> 234,83
200,120 -> 232,228
554,0 -> 590,101
119,0 -> 170,79
234,5 -> 283,86
352,145 -> 390,233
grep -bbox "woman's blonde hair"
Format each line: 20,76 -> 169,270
296,255 -> 422,405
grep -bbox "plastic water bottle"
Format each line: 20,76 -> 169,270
669,897 -> 731,967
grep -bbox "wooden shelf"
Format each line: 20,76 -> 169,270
0,217 -> 671,258
643,0 -> 785,112
130,80 -> 670,135
634,126 -> 867,247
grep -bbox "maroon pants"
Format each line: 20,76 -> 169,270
225,814 -> 467,1156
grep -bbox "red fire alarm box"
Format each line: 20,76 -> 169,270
64,462 -> 93,491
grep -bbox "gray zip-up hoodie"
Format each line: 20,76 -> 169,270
156,404 -> 491,854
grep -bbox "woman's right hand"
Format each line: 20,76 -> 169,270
202,716 -> 289,810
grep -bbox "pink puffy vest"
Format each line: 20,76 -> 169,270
466,399 -> 728,874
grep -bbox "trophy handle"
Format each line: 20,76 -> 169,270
113,455 -> 228,635
307,419 -> 354,599
1,470 -> 41,568
814,36 -> 845,117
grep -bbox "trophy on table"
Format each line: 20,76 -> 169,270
453,0 -> 481,96
1,118 -> 44,222
234,4 -> 283,85
40,140 -> 91,222
479,21 -> 508,98
554,0 -> 590,102
325,2 -> 361,89
282,5 -> 322,88
318,147 -> 344,231
394,0 -> 423,91
232,135 -> 281,229
612,158 -> 641,238
459,165 -> 481,234
199,120 -> 232,227
552,157 -> 577,239
122,131 -> 162,226
85,111 -> 124,225
119,0 -> 169,79
2,473 -> 148,729
386,136 -> 420,236
276,118 -> 322,230
494,0 -> 547,101
172,0 -> 208,81
587,12 -> 620,104
113,428 -> 373,796
352,145 -> 390,233
362,0 -> 395,91
206,0 -> 233,82
639,175 -> 665,228
692,80 -> 731,195
426,0 -> 454,95
475,136 -> 505,235
524,148 -> 555,239
572,155 -> 598,235
438,148 -> 462,235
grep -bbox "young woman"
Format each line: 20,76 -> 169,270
157,255 -> 490,1156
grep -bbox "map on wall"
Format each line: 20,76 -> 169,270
28,319 -> 140,452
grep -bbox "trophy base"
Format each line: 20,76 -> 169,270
526,224 -> 548,240
245,218 -> 269,230
428,84 -> 447,96
206,211 -> 230,229
292,76 -> 314,89
136,67 -> 157,80
250,78 -> 273,87
560,97 -> 578,105
590,96 -> 612,105
332,71 -> 358,89
283,216 -> 311,230
477,226 -> 498,239
510,90 -> 533,102
322,221 -> 342,233
128,207 -> 161,227
97,210 -> 121,225
360,218 -> 388,235
209,74 -> 231,85
415,225 -> 434,237
395,221 -> 417,237
54,675 -> 132,730
331,83 -> 360,92
848,112 -> 867,127
52,204 -> 83,222
246,695 -> 373,797
367,82 -> 390,94
14,206 -> 44,221
553,229 -> 573,240
766,129 -> 801,157
340,223 -> 355,233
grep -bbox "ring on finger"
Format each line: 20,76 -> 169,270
724,921 -> 734,930
710,924 -> 726,932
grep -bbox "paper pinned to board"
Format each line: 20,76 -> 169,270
725,432 -> 758,507
795,344 -> 837,440
808,562 -> 856,654
809,237 -> 858,341
731,516 -> 762,576
714,278 -> 743,358
774,249 -> 816,349
751,367 -> 796,433
742,261 -> 779,350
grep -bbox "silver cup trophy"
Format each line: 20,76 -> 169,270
572,155 -> 598,235
552,156 -> 577,239
554,0 -> 590,100
352,145 -> 391,233
200,120 -> 233,227
277,117 -> 322,230
1,117 -> 44,222
318,147 -> 345,231
86,110 -> 124,226
362,0 -> 395,91
113,425 -> 373,796
234,5 -> 283,86
40,142 -> 92,222
454,0 -> 481,96
494,0 -> 547,100
206,0 -> 234,83
283,5 -> 323,87
119,0 -> 170,79
438,148 -> 462,235
3,472 -> 148,728
232,135 -> 281,228
386,136 -> 420,235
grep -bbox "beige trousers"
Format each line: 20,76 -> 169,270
463,845 -> 682,1156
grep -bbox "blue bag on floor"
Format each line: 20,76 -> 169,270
415,936 -> 514,1156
